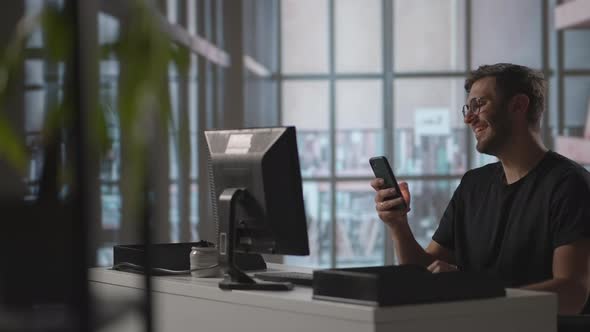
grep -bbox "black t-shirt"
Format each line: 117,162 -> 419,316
433,151 -> 590,287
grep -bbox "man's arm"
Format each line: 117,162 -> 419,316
372,179 -> 455,266
522,239 -> 590,315
388,220 -> 454,266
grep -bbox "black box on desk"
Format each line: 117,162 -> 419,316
113,242 -> 266,273
312,265 -> 505,306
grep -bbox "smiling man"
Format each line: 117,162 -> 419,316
371,63 -> 590,315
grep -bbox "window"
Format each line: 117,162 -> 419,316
282,81 -> 331,177
335,0 -> 382,73
394,0 -> 466,72
471,0 -> 542,69
336,181 -> 384,267
278,0 -> 589,268
564,31 -> 590,70
335,80 -> 383,176
393,78 -> 467,175
281,0 -> 329,74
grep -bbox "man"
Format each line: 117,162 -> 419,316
371,63 -> 590,315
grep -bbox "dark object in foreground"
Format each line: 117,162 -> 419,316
313,265 -> 506,306
113,242 -> 267,275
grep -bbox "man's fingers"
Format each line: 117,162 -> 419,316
370,178 -> 384,191
377,210 -> 407,221
427,260 -> 439,272
374,188 -> 398,203
376,197 -> 405,210
399,181 -> 411,206
427,260 -> 458,273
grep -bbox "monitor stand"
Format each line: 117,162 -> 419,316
217,188 -> 293,291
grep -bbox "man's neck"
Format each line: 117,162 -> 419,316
496,132 -> 548,185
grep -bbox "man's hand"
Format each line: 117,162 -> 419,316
370,179 -> 411,229
427,260 -> 459,273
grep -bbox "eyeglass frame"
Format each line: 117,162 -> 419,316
461,97 -> 488,118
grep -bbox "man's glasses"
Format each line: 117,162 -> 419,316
461,97 -> 487,118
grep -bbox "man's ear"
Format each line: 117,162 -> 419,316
509,94 -> 530,116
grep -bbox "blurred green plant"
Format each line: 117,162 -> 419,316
0,13 -> 38,172
0,0 -> 189,209
0,5 -> 107,177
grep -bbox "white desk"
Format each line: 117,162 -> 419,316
89,264 -> 557,332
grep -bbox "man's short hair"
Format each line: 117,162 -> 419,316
464,63 -> 546,128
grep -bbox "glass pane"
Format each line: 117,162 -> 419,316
26,0 -> 44,48
282,81 -> 330,177
25,0 -> 43,15
548,76 -> 558,130
191,133 -> 198,178
101,184 -> 121,230
472,0 -> 541,69
170,138 -> 179,180
188,80 -> 199,179
100,140 -> 119,182
100,60 -> 119,84
98,13 -> 119,45
170,184 -> 179,242
169,78 -> 180,184
564,77 -> 590,136
188,0 -> 196,34
169,75 -> 180,121
335,181 -> 384,267
335,0 -> 382,73
191,183 -> 199,241
189,55 -> 198,179
404,179 -> 460,249
565,30 -> 590,70
244,0 -> 278,73
245,79 -> 278,127
336,80 -> 383,176
25,90 -> 46,132
393,79 -> 467,175
25,60 -> 44,86
166,0 -> 179,23
394,0 -> 466,72
285,181 -> 332,268
170,78 -> 180,124
549,0 -> 558,70
99,83 -> 119,183
27,29 -> 43,49
281,0 -> 329,74
26,134 -> 43,185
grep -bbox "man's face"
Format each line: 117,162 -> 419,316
464,77 -> 512,156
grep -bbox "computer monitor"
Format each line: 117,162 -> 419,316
204,126 -> 309,290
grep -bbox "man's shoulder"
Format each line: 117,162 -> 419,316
533,152 -> 590,203
543,151 -> 590,183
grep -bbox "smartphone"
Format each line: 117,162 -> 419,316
369,156 -> 407,210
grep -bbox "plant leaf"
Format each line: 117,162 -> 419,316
0,115 -> 28,173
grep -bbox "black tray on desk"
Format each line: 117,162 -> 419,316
312,265 -> 505,306
113,242 -> 266,273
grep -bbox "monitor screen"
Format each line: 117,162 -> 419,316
205,126 -> 309,290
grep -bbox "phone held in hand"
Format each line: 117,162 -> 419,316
369,156 -> 407,210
